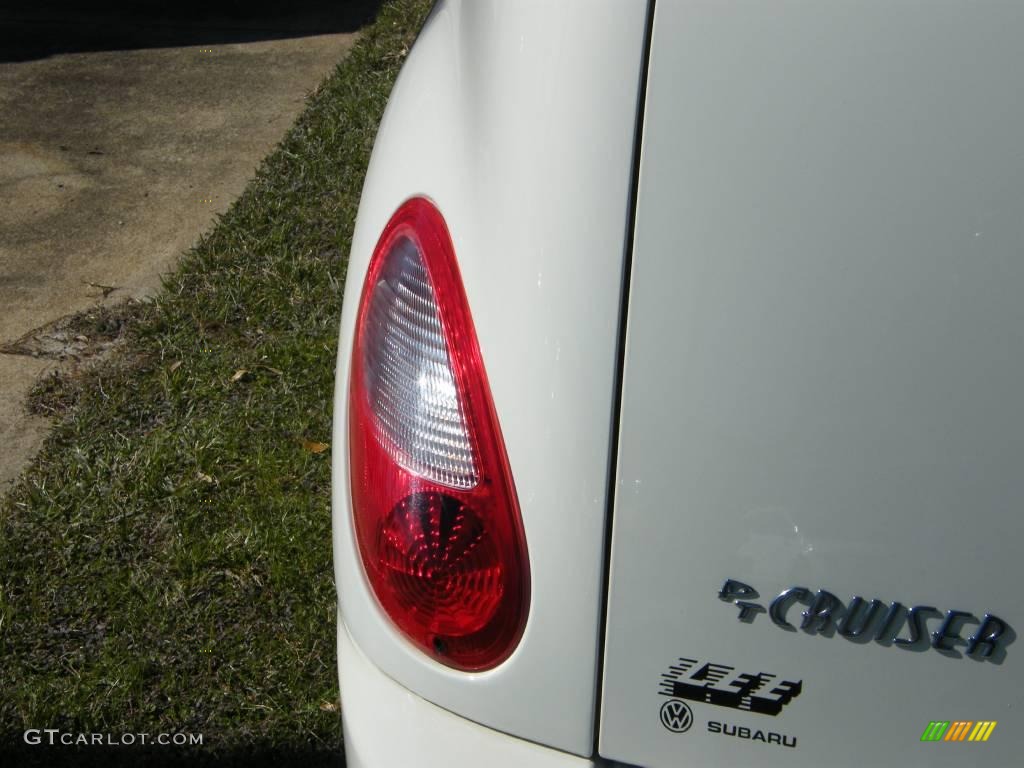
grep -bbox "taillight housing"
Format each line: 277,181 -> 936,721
348,197 -> 529,671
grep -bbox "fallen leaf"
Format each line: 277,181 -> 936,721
197,471 -> 214,484
230,368 -> 248,383
302,440 -> 330,454
319,701 -> 339,712
169,360 -> 182,372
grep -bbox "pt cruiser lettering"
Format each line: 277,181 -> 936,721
719,579 -> 1011,660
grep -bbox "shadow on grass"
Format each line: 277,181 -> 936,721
0,0 -> 434,760
0,0 -> 383,62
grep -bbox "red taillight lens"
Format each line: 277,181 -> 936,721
348,197 -> 529,671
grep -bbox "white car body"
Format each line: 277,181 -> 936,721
333,2 -> 1024,766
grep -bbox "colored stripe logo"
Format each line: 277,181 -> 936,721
967,722 -> 997,742
921,721 -> 996,742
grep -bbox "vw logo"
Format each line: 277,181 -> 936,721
659,699 -> 693,733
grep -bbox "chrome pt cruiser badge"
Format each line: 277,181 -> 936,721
718,579 -> 1012,661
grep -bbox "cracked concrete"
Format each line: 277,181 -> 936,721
0,5 -> 367,488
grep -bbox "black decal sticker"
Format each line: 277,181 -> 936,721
660,657 -> 802,716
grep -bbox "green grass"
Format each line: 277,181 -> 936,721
0,1 -> 432,764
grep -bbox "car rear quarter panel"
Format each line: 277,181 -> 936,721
332,0 -> 648,755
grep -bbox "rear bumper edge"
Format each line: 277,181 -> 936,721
337,613 -> 595,768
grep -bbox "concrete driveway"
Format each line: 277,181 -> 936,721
0,3 -> 372,487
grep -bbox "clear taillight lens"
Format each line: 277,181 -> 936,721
348,197 -> 529,670
362,236 -> 478,490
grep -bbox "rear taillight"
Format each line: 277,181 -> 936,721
348,197 -> 529,671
